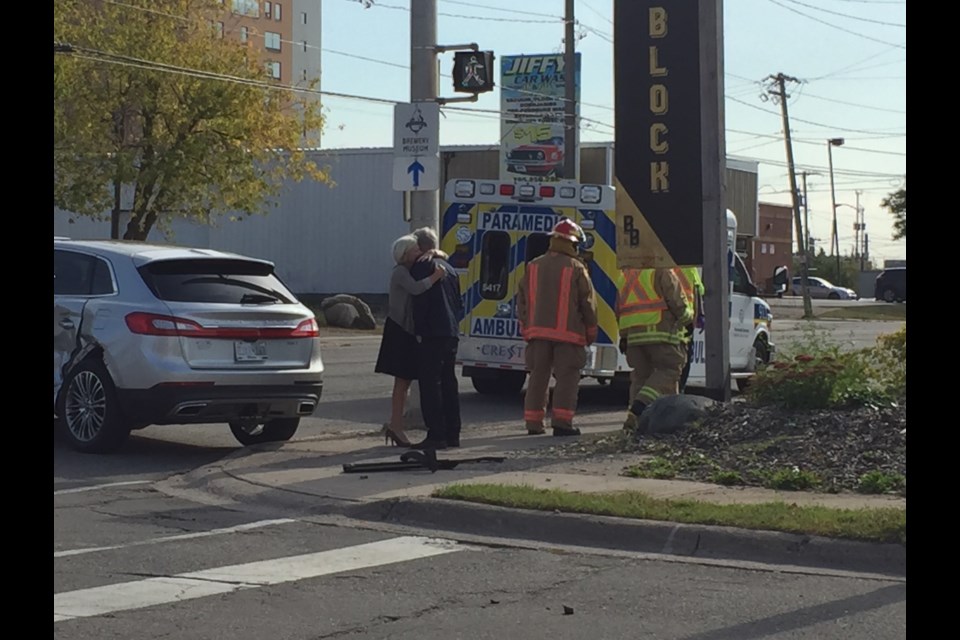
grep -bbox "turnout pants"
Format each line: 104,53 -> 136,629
417,337 -> 462,444
679,324 -> 695,392
523,339 -> 587,428
626,342 -> 687,408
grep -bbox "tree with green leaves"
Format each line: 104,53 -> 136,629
881,187 -> 906,240
54,0 -> 328,241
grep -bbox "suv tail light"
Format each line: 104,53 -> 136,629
125,313 -> 319,339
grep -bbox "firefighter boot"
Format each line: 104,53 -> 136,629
525,421 -> 546,435
622,401 -> 647,434
552,421 -> 581,437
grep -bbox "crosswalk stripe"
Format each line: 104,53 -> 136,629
54,536 -> 462,622
54,481 -> 151,496
54,519 -> 297,558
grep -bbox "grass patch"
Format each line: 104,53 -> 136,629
764,468 -> 821,491
623,457 -> 677,479
857,471 -> 906,495
818,305 -> 906,321
711,470 -> 746,486
434,484 -> 905,545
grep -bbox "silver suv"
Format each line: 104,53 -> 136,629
54,238 -> 324,453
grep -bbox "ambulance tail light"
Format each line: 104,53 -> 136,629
499,184 -> 515,196
540,186 -> 555,198
559,186 -> 576,199
518,185 -> 536,200
581,185 -> 602,204
455,180 -> 476,198
479,183 -> 496,195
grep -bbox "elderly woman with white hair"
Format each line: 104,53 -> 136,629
375,233 -> 444,446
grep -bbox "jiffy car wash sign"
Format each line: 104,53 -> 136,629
500,54 -> 581,184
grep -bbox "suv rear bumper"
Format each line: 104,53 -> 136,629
117,383 -> 323,427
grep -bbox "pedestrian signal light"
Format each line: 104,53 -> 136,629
452,51 -> 496,94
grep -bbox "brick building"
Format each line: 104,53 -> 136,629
750,202 -> 794,294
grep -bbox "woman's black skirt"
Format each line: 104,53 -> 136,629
375,317 -> 419,381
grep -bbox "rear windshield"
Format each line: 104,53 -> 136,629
138,259 -> 297,304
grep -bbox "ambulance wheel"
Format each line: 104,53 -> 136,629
737,337 -> 770,393
471,372 -> 526,396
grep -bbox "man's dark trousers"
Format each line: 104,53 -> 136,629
417,336 -> 461,445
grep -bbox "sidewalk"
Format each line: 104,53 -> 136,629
156,424 -> 906,577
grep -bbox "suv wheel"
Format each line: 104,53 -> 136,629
57,359 -> 131,453
229,418 -> 300,446
882,287 -> 897,303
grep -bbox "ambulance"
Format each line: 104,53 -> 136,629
439,179 -> 773,395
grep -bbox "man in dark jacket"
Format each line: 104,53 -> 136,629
409,227 -> 464,449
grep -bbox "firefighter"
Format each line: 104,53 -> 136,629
676,266 -> 705,393
517,218 -> 598,437
616,267 -> 693,434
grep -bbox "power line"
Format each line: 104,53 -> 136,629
439,0 -> 563,19
579,23 -> 613,43
56,42 -> 402,105
807,42 -> 904,80
344,0 -> 563,23
800,91 -> 905,114
778,0 -> 906,27
728,95 -> 904,136
766,0 -> 906,49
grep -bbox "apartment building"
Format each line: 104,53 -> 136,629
216,0 -> 321,90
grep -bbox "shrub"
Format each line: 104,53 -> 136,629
747,324 -> 906,409
857,471 -> 906,495
765,467 -> 820,491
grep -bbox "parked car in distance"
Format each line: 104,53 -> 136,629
54,238 -> 324,453
874,267 -> 906,303
789,276 -> 859,300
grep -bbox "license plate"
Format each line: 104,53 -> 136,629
234,340 -> 268,362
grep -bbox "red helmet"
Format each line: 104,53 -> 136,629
550,218 -> 584,244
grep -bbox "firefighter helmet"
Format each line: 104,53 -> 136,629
550,218 -> 584,244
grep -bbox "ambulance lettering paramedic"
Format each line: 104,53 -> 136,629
616,267 -> 692,435
516,219 -> 598,437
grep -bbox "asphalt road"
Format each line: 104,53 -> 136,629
54,482 -> 905,640
53,300 -> 906,639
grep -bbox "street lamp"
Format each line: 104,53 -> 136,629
827,137 -> 844,278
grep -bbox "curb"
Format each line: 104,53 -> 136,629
343,497 -> 906,578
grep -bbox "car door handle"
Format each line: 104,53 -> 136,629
59,319 -> 75,330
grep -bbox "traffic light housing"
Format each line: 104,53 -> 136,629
452,51 -> 495,94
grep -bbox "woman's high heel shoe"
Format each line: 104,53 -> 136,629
383,427 -> 411,447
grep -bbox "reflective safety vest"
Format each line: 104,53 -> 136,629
616,269 -> 668,331
675,267 -> 704,317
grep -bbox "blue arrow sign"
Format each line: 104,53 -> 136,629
407,160 -> 425,188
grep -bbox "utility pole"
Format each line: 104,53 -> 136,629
855,189 -> 867,271
765,73 -> 813,319
827,137 -> 844,278
562,0 -> 576,179
801,171 -> 813,264
409,0 -> 439,233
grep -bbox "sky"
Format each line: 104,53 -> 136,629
318,0 -> 906,264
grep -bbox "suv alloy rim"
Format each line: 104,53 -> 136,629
65,371 -> 107,442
